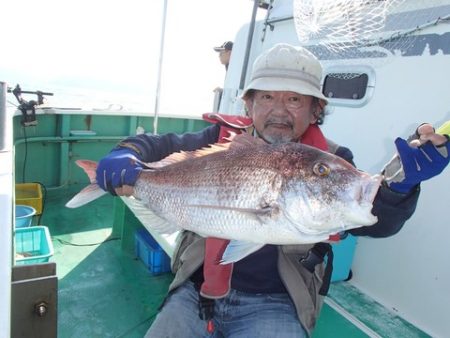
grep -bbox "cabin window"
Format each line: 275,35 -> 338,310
322,73 -> 369,100
321,67 -> 374,108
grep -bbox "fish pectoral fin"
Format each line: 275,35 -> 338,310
65,184 -> 107,208
125,197 -> 179,234
220,241 -> 265,264
186,204 -> 274,216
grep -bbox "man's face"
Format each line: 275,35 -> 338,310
245,90 -> 318,144
219,50 -> 231,66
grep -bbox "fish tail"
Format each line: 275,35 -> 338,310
65,160 -> 107,208
76,159 -> 98,184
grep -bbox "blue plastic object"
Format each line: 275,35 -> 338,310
15,226 -> 54,265
135,229 -> 171,275
15,205 -> 36,228
331,235 -> 357,282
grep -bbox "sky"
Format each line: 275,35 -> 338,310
1,0 -> 266,116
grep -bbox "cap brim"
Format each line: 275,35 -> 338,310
242,77 -> 328,103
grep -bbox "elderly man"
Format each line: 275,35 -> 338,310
96,43 -> 449,337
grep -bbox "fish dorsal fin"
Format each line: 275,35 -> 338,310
143,143 -> 231,168
143,133 -> 265,169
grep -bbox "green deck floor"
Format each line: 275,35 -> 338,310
41,186 -> 172,337
36,186 -> 426,338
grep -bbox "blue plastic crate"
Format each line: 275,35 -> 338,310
331,234 -> 357,282
134,229 -> 171,275
15,226 -> 54,265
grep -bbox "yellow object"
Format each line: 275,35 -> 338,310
15,183 -> 43,215
436,120 -> 450,136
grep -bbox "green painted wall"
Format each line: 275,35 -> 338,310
13,113 -> 209,187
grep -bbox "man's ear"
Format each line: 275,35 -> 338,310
243,97 -> 254,118
310,98 -> 325,124
309,111 -> 319,124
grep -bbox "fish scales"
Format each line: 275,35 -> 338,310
135,147 -> 284,240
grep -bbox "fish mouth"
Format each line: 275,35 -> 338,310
340,174 -> 383,227
357,174 -> 383,205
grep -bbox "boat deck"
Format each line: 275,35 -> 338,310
38,186 -> 429,338
42,186 -> 171,337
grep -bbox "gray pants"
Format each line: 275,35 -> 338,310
145,281 -> 306,338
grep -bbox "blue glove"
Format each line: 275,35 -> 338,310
96,148 -> 143,195
387,137 -> 449,193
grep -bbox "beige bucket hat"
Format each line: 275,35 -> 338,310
242,43 -> 328,104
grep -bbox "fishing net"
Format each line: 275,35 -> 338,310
294,0 -> 406,52
292,0 -> 450,75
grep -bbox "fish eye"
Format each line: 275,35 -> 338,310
313,163 -> 330,177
